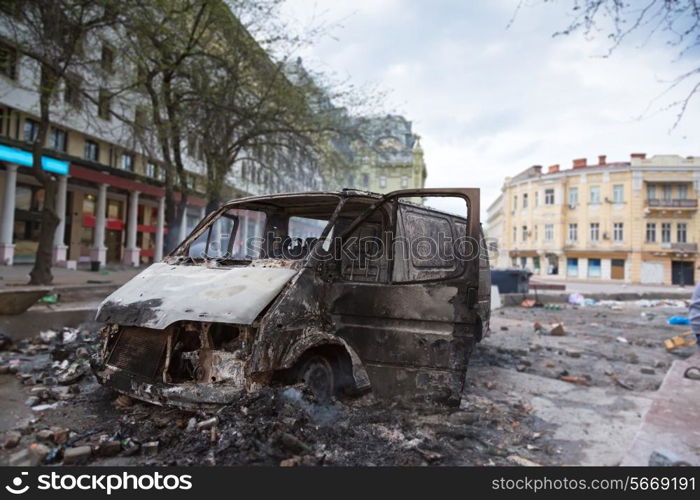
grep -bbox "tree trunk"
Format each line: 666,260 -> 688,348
28,63 -> 59,285
29,181 -> 59,285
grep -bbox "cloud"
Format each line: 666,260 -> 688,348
282,0 -> 700,215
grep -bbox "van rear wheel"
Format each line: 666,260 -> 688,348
296,355 -> 336,403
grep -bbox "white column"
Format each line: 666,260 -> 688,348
0,164 -> 18,266
89,183 -> 108,266
52,174 -> 68,265
154,196 -> 165,262
179,206 -> 188,242
123,190 -> 140,267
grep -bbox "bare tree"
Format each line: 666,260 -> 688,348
528,0 -> 700,128
113,0 -> 233,251
0,0 -> 115,284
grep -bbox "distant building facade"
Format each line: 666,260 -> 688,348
489,154 -> 700,285
341,115 -> 427,193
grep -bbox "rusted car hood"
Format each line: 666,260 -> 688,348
96,262 -> 297,329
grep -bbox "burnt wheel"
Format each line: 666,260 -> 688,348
297,355 -> 336,403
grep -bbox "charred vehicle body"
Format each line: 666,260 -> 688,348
93,188 -> 490,408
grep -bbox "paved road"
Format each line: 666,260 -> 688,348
0,265 -> 142,289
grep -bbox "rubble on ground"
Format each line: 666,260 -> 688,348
0,299 -> 696,466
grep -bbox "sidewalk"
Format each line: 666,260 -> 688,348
0,264 -> 143,289
532,275 -> 694,296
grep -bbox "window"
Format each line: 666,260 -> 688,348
98,89 -> 111,120
186,174 -> 195,190
391,197 -> 465,282
512,226 -> 517,242
520,257 -> 527,269
120,153 -> 134,172
588,258 -> 601,278
49,128 -> 67,152
589,186 -> 601,204
23,118 -> 39,142
567,258 -> 579,277
678,223 -> 687,243
613,222 -> 624,242
663,184 -> 672,200
513,195 -> 518,211
522,193 -> 528,209
533,225 -> 538,241
662,223 -> 671,243
590,222 -> 600,242
544,189 -> 554,205
613,184 -> 624,203
401,175 -> 409,188
101,44 -> 114,73
544,224 -> 553,242
568,187 -> 578,206
679,184 -> 688,199
522,225 -> 528,241
84,140 -> 99,162
0,42 -> 18,79
64,74 -> 81,107
146,162 -> 157,178
107,199 -> 122,219
568,223 -> 578,242
379,176 -> 387,188
647,184 -> 656,200
82,193 -> 96,215
646,223 -> 656,243
534,191 -> 539,207
362,174 -> 369,188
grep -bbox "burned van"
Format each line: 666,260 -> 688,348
93,188 -> 490,408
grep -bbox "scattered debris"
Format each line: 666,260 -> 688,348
114,395 -> 134,408
3,431 -> 21,449
0,332 -> 13,350
568,293 -> 585,306
667,316 -> 690,326
63,446 -> 92,465
142,441 -> 159,456
663,332 -> 697,351
549,323 -> 566,336
559,375 -> 587,385
508,455 -> 540,467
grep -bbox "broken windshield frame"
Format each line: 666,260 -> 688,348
171,195 -> 346,265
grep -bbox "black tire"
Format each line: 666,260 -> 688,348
296,355 -> 336,403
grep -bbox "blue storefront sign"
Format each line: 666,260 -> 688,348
0,144 -> 70,175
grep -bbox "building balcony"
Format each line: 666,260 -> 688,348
646,199 -> 697,208
660,242 -> 698,253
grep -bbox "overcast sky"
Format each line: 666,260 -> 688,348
282,0 -> 700,216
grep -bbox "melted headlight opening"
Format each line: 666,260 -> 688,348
105,321 -> 253,385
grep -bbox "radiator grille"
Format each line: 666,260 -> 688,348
107,327 -> 167,380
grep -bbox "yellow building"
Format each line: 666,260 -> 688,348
489,153 -> 700,285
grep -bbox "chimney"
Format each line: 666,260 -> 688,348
573,158 -> 587,169
548,164 -> 560,174
598,155 -> 606,166
631,153 -> 646,160
533,165 -> 542,175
